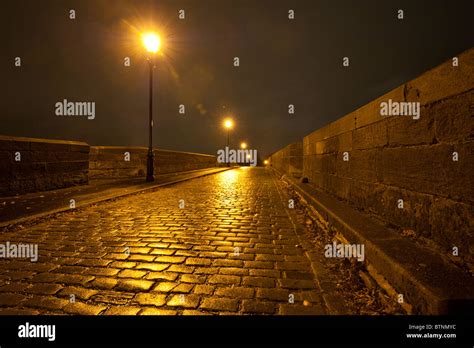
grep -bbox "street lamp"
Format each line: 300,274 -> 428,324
142,32 -> 161,182
223,118 -> 234,167
223,118 -> 234,148
240,142 -> 247,149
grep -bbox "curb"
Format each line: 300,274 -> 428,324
0,167 -> 233,229
269,167 -> 474,315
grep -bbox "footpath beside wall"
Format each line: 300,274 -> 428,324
0,135 -> 89,196
270,48 -> 473,260
89,146 -> 217,179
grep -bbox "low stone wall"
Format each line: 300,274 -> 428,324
0,135 -> 89,196
271,48 -> 474,261
0,138 -> 218,195
268,141 -> 303,178
89,146 -> 217,179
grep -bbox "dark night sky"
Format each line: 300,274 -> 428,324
1,0 -> 473,158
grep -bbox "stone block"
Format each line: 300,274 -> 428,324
379,186 -> 433,238
355,85 -> 404,129
349,149 -> 379,183
430,198 -> 474,258
387,108 -> 436,146
353,121 -> 388,149
379,144 -> 472,201
0,136 -> 31,151
406,49 -> 474,106
327,175 -> 351,200
305,112 -> 356,143
432,90 -> 474,143
348,180 -> 385,215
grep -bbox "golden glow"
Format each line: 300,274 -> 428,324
264,160 -> 269,165
218,168 -> 239,185
223,118 -> 234,129
240,142 -> 247,149
142,32 -> 161,53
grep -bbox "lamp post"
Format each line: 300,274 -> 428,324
142,32 -> 161,182
240,142 -> 248,166
223,118 -> 233,148
223,118 -> 234,166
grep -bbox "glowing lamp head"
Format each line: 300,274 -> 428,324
224,118 -> 233,129
264,160 -> 269,165
240,142 -> 247,149
142,32 -> 161,53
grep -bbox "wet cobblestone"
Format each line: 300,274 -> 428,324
0,168 -> 336,315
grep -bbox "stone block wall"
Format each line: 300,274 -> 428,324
89,146 -> 217,179
0,135 -> 89,196
271,48 -> 474,259
0,139 -> 218,195
269,141 -> 303,178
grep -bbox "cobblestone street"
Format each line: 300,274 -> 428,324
0,167 -> 337,315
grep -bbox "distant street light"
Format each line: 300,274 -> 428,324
142,32 -> 161,182
240,142 -> 247,149
264,160 -> 269,165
